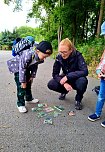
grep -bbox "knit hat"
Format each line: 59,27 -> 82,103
36,41 -> 53,55
100,21 -> 105,35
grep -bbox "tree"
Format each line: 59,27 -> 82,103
96,0 -> 105,38
4,0 -> 105,47
16,26 -> 44,42
4,0 -> 22,11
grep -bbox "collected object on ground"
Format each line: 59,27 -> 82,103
54,105 -> 64,111
44,117 -> 53,124
68,111 -> 75,116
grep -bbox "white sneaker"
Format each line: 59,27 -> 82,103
17,106 -> 27,113
25,98 -> 39,104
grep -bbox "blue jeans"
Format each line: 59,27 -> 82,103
95,79 -> 105,116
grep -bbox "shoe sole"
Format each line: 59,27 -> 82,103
75,107 -> 82,110
101,123 -> 105,127
25,100 -> 39,104
59,98 -> 65,100
17,106 -> 28,113
88,117 -> 100,122
75,105 -> 82,110
18,109 -> 28,113
19,111 -> 28,113
18,110 -> 28,113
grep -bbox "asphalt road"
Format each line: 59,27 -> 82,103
0,51 -> 105,152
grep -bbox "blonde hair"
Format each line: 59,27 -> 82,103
59,38 -> 73,50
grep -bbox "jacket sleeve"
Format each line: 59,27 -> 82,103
19,51 -> 32,83
52,57 -> 62,82
29,64 -> 38,78
66,53 -> 88,80
96,51 -> 105,74
96,60 -> 102,75
29,59 -> 44,78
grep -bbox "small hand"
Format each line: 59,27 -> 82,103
21,83 -> 27,89
29,77 -> 33,82
98,72 -> 105,78
64,83 -> 72,91
60,76 -> 67,85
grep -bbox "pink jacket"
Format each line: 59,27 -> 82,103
96,50 -> 105,74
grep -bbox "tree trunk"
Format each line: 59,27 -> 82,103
58,0 -> 64,45
72,13 -> 76,45
96,0 -> 105,38
81,11 -> 87,41
58,26 -> 62,45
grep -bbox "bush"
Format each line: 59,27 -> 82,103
77,37 -> 105,78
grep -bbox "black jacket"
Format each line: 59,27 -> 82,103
52,50 -> 88,82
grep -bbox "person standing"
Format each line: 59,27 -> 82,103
88,21 -> 105,127
7,41 -> 53,113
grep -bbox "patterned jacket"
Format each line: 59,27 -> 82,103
7,49 -> 43,83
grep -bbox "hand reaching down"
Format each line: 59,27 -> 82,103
64,83 -> 72,91
60,76 -> 67,85
21,83 -> 27,89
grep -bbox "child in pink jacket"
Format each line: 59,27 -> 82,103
88,50 -> 105,127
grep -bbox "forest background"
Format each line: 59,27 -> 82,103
1,0 -> 105,78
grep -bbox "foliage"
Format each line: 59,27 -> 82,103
77,37 -> 105,77
4,0 -> 22,11
26,0 -> 101,45
3,0 -> 104,46
0,26 -> 44,49
0,29 -> 18,46
16,26 -> 44,42
2,0 -> 105,78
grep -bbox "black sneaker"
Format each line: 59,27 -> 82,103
88,113 -> 100,122
75,101 -> 82,110
59,93 -> 66,100
101,121 -> 105,127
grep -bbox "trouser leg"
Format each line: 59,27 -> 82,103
95,79 -> 105,116
47,78 -> 68,94
25,80 -> 33,101
48,77 -> 88,102
69,77 -> 88,102
14,73 -> 26,107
